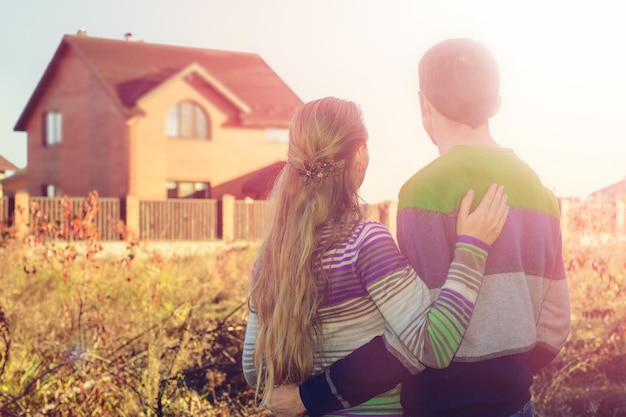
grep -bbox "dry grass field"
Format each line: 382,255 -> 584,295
0,195 -> 624,416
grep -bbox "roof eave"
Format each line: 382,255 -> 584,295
136,62 -> 252,116
13,37 -> 71,132
14,34 -> 133,132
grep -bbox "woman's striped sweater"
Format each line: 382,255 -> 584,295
243,220 -> 490,416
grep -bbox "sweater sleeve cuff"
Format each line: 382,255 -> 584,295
457,234 -> 491,252
299,370 -> 346,417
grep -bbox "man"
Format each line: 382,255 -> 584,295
268,38 -> 571,417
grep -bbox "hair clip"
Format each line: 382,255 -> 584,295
297,160 -> 345,185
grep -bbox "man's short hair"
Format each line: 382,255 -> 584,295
419,38 -> 500,128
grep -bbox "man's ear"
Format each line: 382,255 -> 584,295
419,91 -> 434,118
490,95 -> 502,117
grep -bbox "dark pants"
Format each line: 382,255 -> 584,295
509,401 -> 533,417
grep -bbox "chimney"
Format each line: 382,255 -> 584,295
124,32 -> 133,41
76,27 -> 87,36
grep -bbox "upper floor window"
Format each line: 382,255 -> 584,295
43,111 -> 62,146
166,101 -> 210,139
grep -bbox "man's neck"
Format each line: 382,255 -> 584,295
435,123 -> 498,155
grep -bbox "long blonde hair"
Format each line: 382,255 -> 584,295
250,97 -> 368,406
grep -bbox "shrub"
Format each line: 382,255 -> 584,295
0,193 -> 263,416
532,227 -> 626,416
1,193 -> 624,416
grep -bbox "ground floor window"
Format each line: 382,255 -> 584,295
166,181 -> 210,198
43,184 -> 60,197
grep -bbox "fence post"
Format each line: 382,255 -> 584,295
559,198 -> 572,240
125,195 -> 140,241
388,200 -> 398,241
617,200 -> 625,237
222,194 -> 235,243
13,191 -> 29,240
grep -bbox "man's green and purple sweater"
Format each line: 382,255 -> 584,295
300,146 -> 571,417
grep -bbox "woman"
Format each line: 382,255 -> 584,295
242,97 -> 508,416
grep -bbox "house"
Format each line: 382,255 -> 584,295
0,169 -> 27,198
590,176 -> 626,201
13,30 -> 302,200
0,155 -> 19,197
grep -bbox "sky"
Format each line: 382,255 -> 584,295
1,0 -> 624,203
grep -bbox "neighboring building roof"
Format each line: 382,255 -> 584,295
0,155 -> 19,171
0,168 -> 27,197
590,176 -> 626,199
15,33 -> 303,131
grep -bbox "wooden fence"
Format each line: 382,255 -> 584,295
233,200 -> 273,241
0,193 -> 278,242
29,196 -> 121,241
0,197 -> 7,224
139,199 -> 218,241
560,197 -> 626,240
3,193 -> 621,243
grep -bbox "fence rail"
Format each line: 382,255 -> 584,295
1,194 -> 624,242
139,199 -> 218,241
560,198 -> 626,240
29,196 -> 121,241
233,200 -> 273,241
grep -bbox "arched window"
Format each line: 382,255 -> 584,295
166,101 -> 210,139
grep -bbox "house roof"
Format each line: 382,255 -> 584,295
241,161 -> 286,195
211,160 -> 286,199
15,34 -> 303,131
0,155 -> 18,171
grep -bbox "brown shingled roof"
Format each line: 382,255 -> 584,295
0,155 -> 19,171
15,34 -> 303,131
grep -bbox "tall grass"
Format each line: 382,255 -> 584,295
0,193 -> 262,416
532,234 -> 626,417
1,193 -> 624,416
